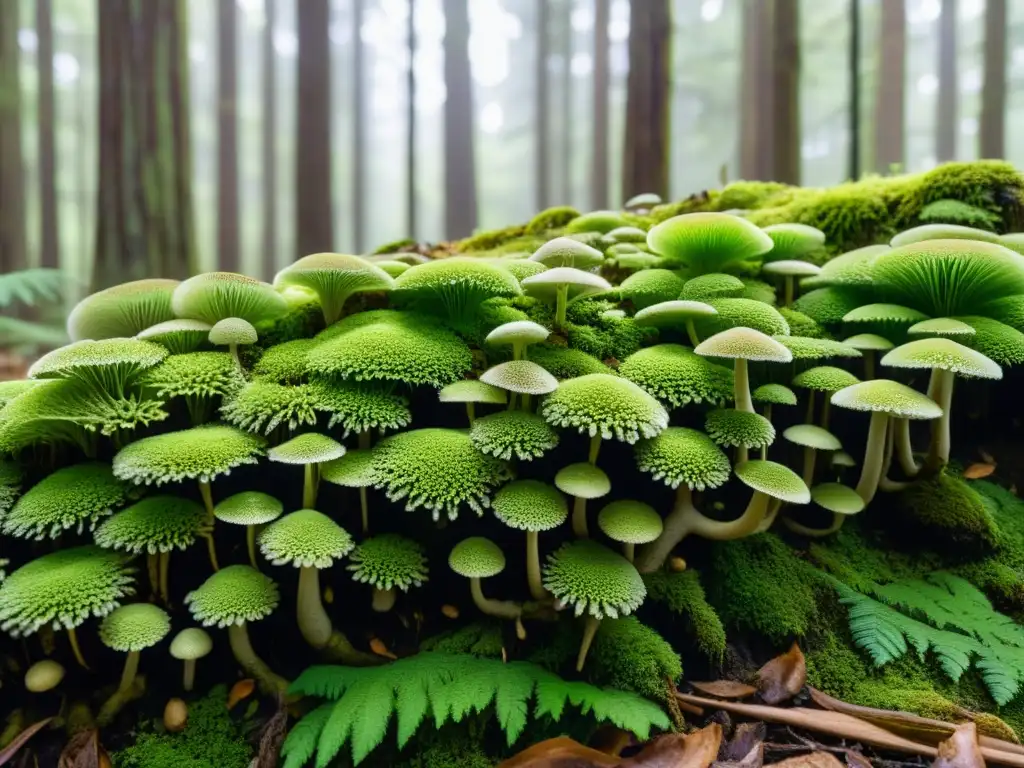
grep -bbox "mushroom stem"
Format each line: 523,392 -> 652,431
465,402 -> 475,426
802,446 -> 817,487
198,480 -> 220,571
855,412 -> 889,504
202,533 -> 221,572
894,417 -> 920,477
67,627 -> 88,669
623,542 -> 635,562
820,399 -> 831,431
227,622 -> 288,694
359,487 -> 369,535
246,526 -> 258,567
784,276 -> 795,307
118,651 -> 140,694
879,418 -> 913,492
296,566 -> 333,649
469,577 -> 522,622
303,463 -> 316,509
571,496 -> 589,538
685,319 -> 700,348
805,390 -> 816,423
863,351 -> 875,380
925,369 -> 955,471
576,616 -> 601,672
756,497 -> 783,533
554,284 -> 570,331
734,359 -> 754,413
588,435 -> 602,465
783,512 -> 845,537
358,430 -> 372,450
761,404 -> 772,459
525,530 -> 548,601
229,343 -> 241,370
159,551 -> 170,605
182,658 -> 197,692
521,393 -> 532,412
147,553 -> 159,598
371,587 -> 397,612
512,341 -> 525,362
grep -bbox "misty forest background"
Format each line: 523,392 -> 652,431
0,0 -> 1017,300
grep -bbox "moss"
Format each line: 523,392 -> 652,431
919,199 -> 1001,230
738,278 -> 778,305
643,570 -> 727,661
419,621 -> 504,658
524,205 -> 581,234
528,344 -> 611,379
779,307 -> 830,339
805,627 -> 869,701
896,160 -> 1024,228
566,298 -> 622,327
455,225 -> 527,253
793,287 -> 866,326
566,318 -> 652,362
397,729 -> 495,768
372,237 -> 417,254
714,181 -> 793,212
807,521 -> 938,591
587,616 -> 682,703
898,473 -> 999,554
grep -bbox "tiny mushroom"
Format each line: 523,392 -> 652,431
791,365 -> 862,429
320,449 -> 376,533
485,320 -> 551,361
783,483 -> 865,538
267,432 -> 346,509
273,252 -> 395,326
624,192 -> 662,213
782,424 -> 843,486
169,627 -> 213,691
347,534 -> 428,612
98,602 -> 172,725
633,300 -> 718,347
438,379 -> 507,425
137,318 -> 214,355
449,537 -> 525,637
761,260 -> 822,306
25,659 -> 65,693
521,268 -> 612,332
597,500 -> 663,563
762,223 -> 826,262
208,317 -> 258,370
704,409 -> 777,461
479,360 -> 559,411
529,237 -> 605,270
213,491 -> 284,568
733,459 -> 812,536
555,462 -> 612,538
907,318 -> 977,338
840,333 -> 894,379
492,480 -> 569,600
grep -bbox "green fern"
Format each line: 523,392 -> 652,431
0,269 -> 66,308
281,653 -> 670,767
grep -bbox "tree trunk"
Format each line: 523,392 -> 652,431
0,0 -> 26,276
936,0 -> 957,162
558,0 -> 572,201
442,0 -> 478,239
534,0 -> 550,211
217,0 -> 239,272
296,0 -> 334,255
591,0 -> 610,208
406,0 -> 417,238
874,0 -> 905,172
739,0 -> 774,180
979,0 -> 1006,159
353,0 -> 366,251
848,0 -> 861,180
37,0 -> 59,270
261,0 -> 277,280
622,0 -> 670,201
771,0 -> 800,184
93,0 -> 197,291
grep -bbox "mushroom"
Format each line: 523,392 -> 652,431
680,273 -> 745,302
633,300 -> 718,347
646,212 -> 774,276
141,351 -> 245,424
733,459 -> 811,535
701,298 -> 791,336
751,384 -> 798,451
791,365 -> 861,429
528,237 -> 605,270
171,272 -> 286,325
762,223 -> 826,263
164,698 -> 189,733
890,224 -> 1001,248
347,534 -> 428,612
522,268 -> 613,334
67,279 -> 179,341
169,627 -> 213,691
25,659 -> 65,693
321,449 -> 376,534
618,269 -> 687,311
782,424 -> 842,486
773,335 -> 863,364
842,303 -> 929,327
555,462 -> 611,539
449,537 -> 525,637
841,334 -> 894,379
705,409 -> 777,462
208,317 -> 258,371
29,337 -> 168,394
597,500 -> 663,563
273,252 -> 395,325
252,338 -> 318,383
99,602 -> 171,698
485,320 -> 551,362
761,260 -> 822,307
480,360 -> 558,411
492,480 -> 569,600
604,226 -> 649,245
907,318 -> 977,338
267,433 -> 346,509
783,483 -> 865,537
213,491 -> 284,568
565,210 -> 630,234
831,451 -> 857,479
624,192 -> 662,214
470,410 -> 560,461
438,379 -> 507,425
619,344 -> 735,411
802,244 -> 889,290
137,319 -> 214,355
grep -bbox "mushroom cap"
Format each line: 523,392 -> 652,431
470,410 -> 560,461
703,298 -> 791,336
889,224 -> 1001,248
67,279 -> 180,342
485,320 -> 551,348
605,226 -> 649,244
618,269 -> 687,310
881,338 -> 1002,380
521,267 -> 613,298
141,351 -> 245,401
554,463 -> 612,499
830,379 -> 943,419
541,373 -> 669,443
449,537 -> 506,578
842,333 -> 895,352
783,424 -> 842,451
907,318 -> 977,337
610,252 -> 662,270
831,451 -> 857,468
186,565 -> 280,627
680,273 -> 746,302
773,335 -> 862,361
734,460 -> 811,504
805,244 -> 890,289
810,483 -> 865,515
259,509 -> 355,568
375,260 -> 413,278
635,427 -> 732,490
320,449 -> 376,488
646,212 -> 774,274
4,462 -> 134,540
479,360 -> 559,395
169,627 -> 214,661
219,380 -> 324,435
752,383 -> 798,406
624,192 -> 662,210
528,346 -> 610,379
705,409 -> 776,449
0,460 -> 22,519
1001,232 -> 1024,254
792,287 -> 864,325
29,338 -> 168,383
267,433 -> 346,465
528,237 -> 605,269
348,534 -> 429,592
843,303 -> 930,324
492,480 -> 568,532
542,540 -> 645,619
495,258 -> 549,281
252,339 -> 318,383
0,546 -> 135,636
761,259 -> 822,278
695,327 -> 793,363
0,379 -> 41,408
313,380 -> 413,438
597,500 -> 663,544
113,424 -> 266,486
214,491 -> 284,526
393,258 -> 521,305
95,495 -> 208,554
100,603 -> 171,652
438,379 -> 508,405
619,344 -> 734,409
137,319 -> 214,354
208,317 -> 257,347
633,300 -> 718,328
792,365 -> 861,392
955,316 -> 1024,366
172,272 -> 287,325
564,210 -> 630,234
762,223 -> 826,259
273,252 -> 395,300
25,659 -> 66,692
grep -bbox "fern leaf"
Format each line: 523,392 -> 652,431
838,587 -> 910,666
316,675 -> 394,768
577,686 -> 671,740
280,702 -> 333,768
495,662 -> 537,746
395,657 -> 452,749
289,665 -> 366,699
976,651 -> 1023,706
0,268 -> 66,308
533,671 -> 570,722
432,656 -> 498,725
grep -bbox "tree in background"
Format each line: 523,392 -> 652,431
0,0 -> 26,277
261,0 -> 277,280
771,0 -> 800,184
980,0 -> 1006,160
936,0 -> 957,162
37,0 -> 60,271
352,0 -> 366,252
591,0 -> 610,208
622,0 -> 670,200
874,0 -> 905,172
443,0 -> 477,239
406,0 -> 418,238
534,0 -> 550,212
739,0 -> 773,180
218,0 -> 239,272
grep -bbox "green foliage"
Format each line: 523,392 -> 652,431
420,622 -> 504,658
643,570 -> 727,661
396,731 -> 494,768
919,199 -> 1001,229
588,617 -> 682,702
899,473 -> 999,553
528,344 -> 611,378
455,224 -> 528,252
525,205 -> 581,234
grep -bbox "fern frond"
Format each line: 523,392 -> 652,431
494,662 -> 537,745
0,317 -> 68,348
280,702 -> 333,768
572,684 -> 671,740
0,268 -> 67,308
289,664 -> 367,699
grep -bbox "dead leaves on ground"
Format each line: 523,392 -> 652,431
964,463 -> 997,480
934,723 -> 986,768
692,681 -> 759,700
0,718 -> 54,767
756,643 -> 807,705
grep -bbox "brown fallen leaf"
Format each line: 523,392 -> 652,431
844,751 -> 873,768
715,721 -> 765,768
589,725 -> 634,757
0,718 -> 53,767
441,604 -> 459,619
771,752 -> 844,768
691,680 -> 759,700
963,463 -> 997,480
624,723 -> 723,768
226,679 -> 255,710
57,728 -> 109,768
369,637 -> 397,660
497,736 -> 621,767
934,723 -> 986,768
757,642 -> 806,705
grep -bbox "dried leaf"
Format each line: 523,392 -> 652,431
57,728 -> 107,768
718,722 -> 766,767
369,638 -> 397,660
934,723 -> 986,768
227,680 -> 255,710
498,736 -> 621,767
625,724 -> 723,768
757,643 -> 806,705
589,725 -> 634,757
844,752 -> 872,768
0,718 -> 53,767
441,604 -> 459,619
963,464 -> 996,480
771,753 -> 844,768
691,681 -> 759,700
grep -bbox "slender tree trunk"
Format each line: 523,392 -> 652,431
217,0 -> 239,272
261,0 -> 278,279
874,0 -> 905,172
37,0 -> 59,270
622,0 -> 670,200
353,0 -> 366,251
979,0 -> 1006,159
0,0 -> 26,276
94,0 -> 197,291
848,0 -> 861,180
591,0 -> 610,208
739,0 -> 774,180
535,0 -> 550,211
936,0 -> 957,162
771,0 -> 800,184
296,0 -> 333,255
559,0 -> 572,202
406,0 -> 417,238
443,0 -> 478,239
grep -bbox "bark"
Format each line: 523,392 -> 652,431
771,0 -> 800,184
622,0 -> 671,201
442,0 -> 478,238
261,0 -> 277,280
848,0 -> 861,180
406,0 -> 417,237
353,0 -> 366,251
558,0 -> 572,200
874,0 -> 905,171
535,0 -> 550,211
217,0 -> 239,272
296,0 -> 334,255
591,0 -> 610,208
37,0 -> 59,269
0,0 -> 26,275
979,0 -> 1006,159
739,0 -> 774,180
93,0 -> 197,291
935,0 -> 957,162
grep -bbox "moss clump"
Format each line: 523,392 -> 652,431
898,473 -> 999,554
643,570 -> 727,661
919,199 -> 1001,230
524,205 -> 581,234
419,621 -> 504,658
793,287 -> 865,326
455,224 -> 527,253
805,628 -> 869,701
566,318 -> 652,362
372,238 -> 417,255
396,730 -> 495,768
528,345 -> 610,379
714,181 -> 793,211
779,307 -> 829,338
587,616 -> 682,703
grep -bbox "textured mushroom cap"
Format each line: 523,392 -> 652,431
371,428 -> 512,520
762,223 -> 826,259
67,279 -> 179,342
680,273 -> 746,302
0,460 -> 22,519
831,451 -> 856,468
597,500 -> 663,544
619,344 -> 734,409
185,565 -> 279,627
141,352 -> 245,401
521,267 -> 613,297
393,258 -> 521,303
100,603 -> 171,652
806,244 -> 890,289
267,433 -> 346,465
792,287 -> 863,325
761,259 -> 822,277
881,338 -> 1002,379
843,303 -> 929,324
618,269 -> 687,310
252,339 -> 317,383
169,627 -> 213,661
529,346 -> 610,379
486,320 -> 551,348
734,460 -> 811,504
374,260 -> 412,278
449,537 -> 506,578
889,224 -> 1001,248
695,327 -> 793,363
605,226 -> 648,244
705,409 -> 777,449
792,365 -> 861,392
810,483 -> 865,515
137,319 -> 214,354
842,333 -> 895,351
273,252 -> 395,301
492,480 -> 568,532
543,540 -> 645,619
633,300 -> 718,327
25,659 -> 66,692
625,192 -> 662,210
470,410 -> 560,461
259,509 -> 354,568
480,360 -> 559,395
29,338 -> 168,382
554,463 -> 612,499
348,534 -> 428,592
752,383 -> 798,406
1001,232 -> 1024,255
564,210 -> 630,234
171,272 -> 287,325
702,298 -> 791,336
219,380 -> 322,435
496,258 -> 549,281
541,373 -> 669,443
773,335 -> 862,360
313,381 -> 413,437
647,212 -> 774,274
0,547 -> 134,636
907,318 -> 976,337
528,237 -> 605,269
95,496 -> 207,554
438,379 -> 508,405
208,317 -> 257,346
213,492 -> 284,526
783,424 -> 842,451
113,424 -> 266,486
0,379 -> 41,408
957,316 -> 1024,366
830,380 -> 943,419
635,427 -> 731,490
320,449 -> 376,488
